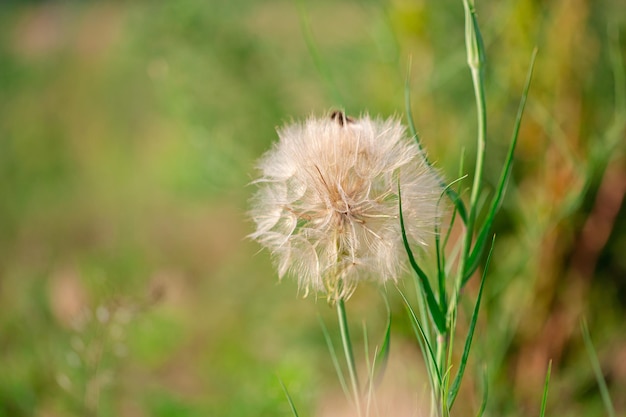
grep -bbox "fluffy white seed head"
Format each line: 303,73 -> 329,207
250,111 -> 442,302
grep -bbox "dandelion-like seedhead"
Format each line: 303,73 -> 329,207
250,111 -> 442,302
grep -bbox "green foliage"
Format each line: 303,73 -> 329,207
539,361 -> 552,417
581,320 -> 616,417
279,378 -> 301,417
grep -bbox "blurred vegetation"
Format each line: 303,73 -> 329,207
0,0 -> 624,416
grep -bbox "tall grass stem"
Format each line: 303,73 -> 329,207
337,298 -> 362,417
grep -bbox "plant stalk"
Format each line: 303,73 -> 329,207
337,298 -> 362,417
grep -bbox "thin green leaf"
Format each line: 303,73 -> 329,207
448,236 -> 494,409
398,288 -> 443,389
361,322 -> 377,417
399,182 -> 446,333
361,298 -> 390,415
464,48 -> 538,285
318,315 -> 350,399
444,159 -> 468,252
435,213 -> 446,312
414,269 -> 433,361
581,319 -> 616,417
365,344 -> 379,417
475,365 -> 489,417
603,24 -> 626,157
405,59 -> 468,224
373,293 -> 392,387
296,0 -> 343,106
539,360 -> 552,417
278,378 -> 301,417
436,177 -> 465,312
404,57 -> 420,145
362,321 -> 370,376
443,199 -> 459,252
447,188 -> 469,225
608,24 -> 625,118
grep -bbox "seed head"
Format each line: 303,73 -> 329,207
250,111 -> 442,302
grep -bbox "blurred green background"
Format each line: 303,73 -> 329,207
0,0 -> 625,416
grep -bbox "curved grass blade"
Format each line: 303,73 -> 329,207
443,163 -> 468,253
405,59 -> 468,224
362,293 -> 392,404
539,360 -> 552,417
464,48 -> 538,285
445,188 -> 468,226
475,365 -> 489,417
373,292 -> 391,387
435,218 -> 447,313
448,235 -> 494,409
398,288 -> 443,390
608,24 -> 625,123
363,321 -> 370,377
278,378 -> 301,417
399,182 -> 446,333
296,0 -> 344,106
581,319 -> 616,417
318,315 -> 350,400
365,345 -> 379,417
361,323 -> 379,417
404,57 -> 420,146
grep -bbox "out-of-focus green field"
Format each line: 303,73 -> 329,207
0,0 -> 624,416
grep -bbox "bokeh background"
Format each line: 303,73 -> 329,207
1,0 -> 625,416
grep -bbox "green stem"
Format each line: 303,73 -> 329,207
435,333 -> 448,417
337,298 -> 362,417
444,0 -> 488,410
463,0 -> 487,223
450,0 -> 487,314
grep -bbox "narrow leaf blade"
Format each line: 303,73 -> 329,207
398,288 -> 443,389
318,316 -> 350,399
464,49 -> 538,286
373,293 -> 392,386
448,236 -> 494,408
404,59 -> 468,224
581,319 -> 616,417
475,365 -> 489,417
539,360 -> 552,417
399,182 -> 446,333
278,378 -> 301,417
296,0 -> 343,105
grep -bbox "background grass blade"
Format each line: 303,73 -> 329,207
318,316 -> 350,400
278,378 -> 301,417
581,320 -> 616,417
435,219 -> 447,313
398,288 -> 442,391
404,58 -> 420,147
405,59 -> 468,224
373,293 -> 392,387
608,24 -> 625,122
539,360 -> 552,417
475,365 -> 489,417
296,0 -> 343,106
